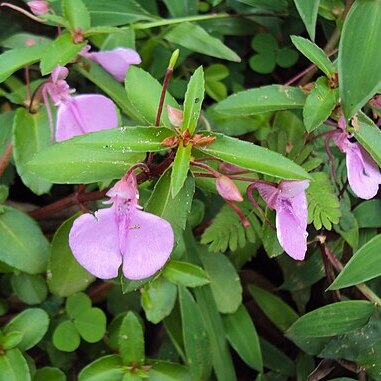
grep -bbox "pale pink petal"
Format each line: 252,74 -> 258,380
166,105 -> 183,127
252,182 -> 279,209
69,208 -> 122,279
278,180 -> 309,199
347,143 -> 381,199
106,173 -> 139,205
216,176 -> 243,202
120,210 -> 174,280
88,48 -> 141,82
27,1 -> 49,15
56,94 -> 118,141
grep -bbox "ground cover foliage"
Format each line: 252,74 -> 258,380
0,0 -> 381,380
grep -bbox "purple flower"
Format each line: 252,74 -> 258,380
81,46 -> 141,82
251,180 -> 309,260
42,66 -> 118,141
332,119 -> 381,199
69,172 -> 174,280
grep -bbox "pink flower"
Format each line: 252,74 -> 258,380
166,105 -> 183,127
332,116 -> 381,199
69,172 -> 174,280
216,175 -> 243,202
251,180 -> 309,260
81,46 -> 141,82
27,0 -> 49,15
42,66 -> 118,141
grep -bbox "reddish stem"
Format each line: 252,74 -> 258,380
0,143 -> 13,178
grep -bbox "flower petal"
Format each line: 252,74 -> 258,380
278,180 -> 309,199
69,208 -> 122,279
252,182 -> 279,209
120,210 -> 174,280
347,143 -> 381,199
56,94 -> 118,141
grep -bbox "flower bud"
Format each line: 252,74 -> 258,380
166,105 -> 183,127
27,1 -> 49,15
216,176 -> 243,202
219,162 -> 245,175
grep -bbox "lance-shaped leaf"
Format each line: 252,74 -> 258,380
182,66 -> 204,134
339,0 -> 381,119
62,0 -> 91,31
291,36 -> 335,78
163,261 -> 210,288
196,132 -> 311,180
214,85 -> 306,116
293,0 -> 320,41
171,142 -> 192,198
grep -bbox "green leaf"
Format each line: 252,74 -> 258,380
12,107 -> 52,195
53,321 -> 81,352
353,200 -> 381,228
146,171 -> 195,243
287,301 -> 374,337
357,341 -> 381,380
293,0 -> 320,41
197,132 -> 311,180
164,23 -> 240,62
0,44 -> 47,83
182,66 -> 204,134
329,234 -> 381,290
147,360 -> 192,381
33,367 -> 66,381
125,67 -> 179,127
40,34 -> 86,75
251,33 -> 278,53
141,277 -> 177,324
291,36 -> 335,78
339,0 -> 381,119
11,273 -> 47,305
178,286 -> 212,381
171,143 -> 192,198
0,207 -> 49,274
62,0 -> 91,31
204,64 -> 229,81
354,112 -> 381,168
48,215 -> 95,297
249,53 -> 276,74
0,112 -> 14,158
307,172 -> 341,230
163,261 -> 210,287
215,85 -> 306,115
4,308 -> 49,351
66,293 -> 92,318
303,77 -> 338,132
200,251 -> 242,314
1,332 -> 23,351
248,285 -> 299,332
223,304 -> 263,372
333,201 -> 358,250
118,312 -> 144,365
260,338 -> 295,376
74,308 -> 107,343
0,349 -> 30,381
276,48 -> 299,68
163,0 -> 197,17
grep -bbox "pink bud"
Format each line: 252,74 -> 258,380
27,1 -> 49,15
216,176 -> 243,202
166,105 -> 183,127
219,162 -> 246,175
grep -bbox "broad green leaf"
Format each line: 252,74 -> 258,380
125,67 -> 179,127
4,308 -> 49,351
0,207 -> 49,274
12,107 -> 52,195
200,251 -> 242,314
163,261 -> 210,287
78,355 -> 124,381
0,348 -> 30,381
223,304 -> 263,372
353,200 -> 381,228
40,34 -> 86,75
214,85 -> 306,115
48,215 -> 95,297
178,286 -> 212,381
66,293 -> 92,318
287,301 -> 374,337
357,341 -> 381,379
62,0 -> 91,31
164,23 -> 240,62
293,0 -> 320,41
53,321 -> 81,352
1,33 -> 51,49
197,132 -> 311,180
248,285 -> 299,332
291,36 -> 335,78
171,143 -> 192,198
329,234 -> 381,290
74,308 -> 107,343
147,360 -> 192,381
1,332 -> 23,350
163,0 -> 197,17
182,66 -> 204,134
118,312 -> 144,365
11,273 -> 47,305
354,112 -> 381,168
146,171 -> 195,243
82,0 -> 154,26
141,277 -> 177,324
33,367 -> 66,381
303,77 -> 338,132
296,353 -> 316,381
260,338 -> 295,376
237,0 -> 288,13
0,44 -> 47,83
339,0 -> 381,119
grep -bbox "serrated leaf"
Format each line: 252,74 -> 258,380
171,142 -> 192,198
62,0 -> 91,31
339,0 -> 381,119
293,0 -> 320,41
163,261 -> 210,287
291,36 -> 335,78
307,172 -> 341,230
